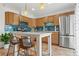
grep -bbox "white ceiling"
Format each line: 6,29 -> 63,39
3,3 -> 76,18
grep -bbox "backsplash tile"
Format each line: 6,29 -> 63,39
5,21 -> 59,32
34,26 -> 43,31
45,26 -> 55,31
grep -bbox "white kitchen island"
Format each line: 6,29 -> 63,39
12,32 -> 52,56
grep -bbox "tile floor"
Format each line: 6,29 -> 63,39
0,43 -> 75,56
52,45 -> 75,56
42,43 -> 75,56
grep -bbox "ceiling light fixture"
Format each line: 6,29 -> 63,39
22,4 -> 28,16
48,3 -> 52,4
39,3 -> 45,10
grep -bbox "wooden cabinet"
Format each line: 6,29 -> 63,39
53,16 -> 59,25
13,14 -> 19,25
5,12 -> 9,25
35,15 -> 59,27
5,12 -> 14,24
42,37 -> 48,43
5,12 -> 19,25
48,16 -> 54,23
5,12 -> 35,27
47,15 -> 59,25
35,16 -> 59,45
42,32 -> 59,45
29,19 -> 36,27
27,19 -> 34,27
20,16 -> 34,27
36,17 -> 46,27
52,32 -> 59,45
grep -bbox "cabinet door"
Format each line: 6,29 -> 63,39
5,12 -> 9,24
5,12 -> 14,25
35,17 -> 46,27
53,16 -> 59,25
48,16 -> 54,23
5,12 -> 20,25
28,19 -> 36,27
8,12 -> 14,24
13,14 -> 19,25
42,37 -> 48,43
43,32 -> 59,45
52,32 -> 59,45
20,16 -> 33,27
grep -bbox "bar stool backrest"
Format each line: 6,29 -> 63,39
9,33 -> 19,44
20,36 -> 32,48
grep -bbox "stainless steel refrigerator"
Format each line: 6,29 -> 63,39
59,15 -> 75,49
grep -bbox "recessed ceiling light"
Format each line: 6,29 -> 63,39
32,8 -> 35,11
39,3 -> 45,10
48,3 -> 52,4
40,6 -> 44,10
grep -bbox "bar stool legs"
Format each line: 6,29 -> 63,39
7,44 -> 17,56
17,48 -> 29,56
24,49 -> 28,56
13,45 -> 15,56
7,44 -> 11,56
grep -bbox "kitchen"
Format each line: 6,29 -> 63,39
0,3 -> 76,56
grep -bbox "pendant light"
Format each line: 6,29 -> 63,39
22,3 -> 28,16
24,3 -> 28,15
39,3 -> 45,10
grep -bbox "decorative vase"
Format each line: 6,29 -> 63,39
4,44 -> 9,49
0,42 -> 4,48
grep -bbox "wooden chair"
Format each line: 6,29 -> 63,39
7,34 -> 19,56
18,36 -> 36,56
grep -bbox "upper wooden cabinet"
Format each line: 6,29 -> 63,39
20,16 -> 34,27
48,15 -> 59,25
13,14 -> 19,25
5,12 -> 35,27
5,12 -> 14,25
35,15 -> 59,27
36,17 -> 46,27
48,16 -> 54,23
5,12 -> 19,25
53,16 -> 59,25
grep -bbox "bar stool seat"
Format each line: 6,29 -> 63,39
7,35 -> 19,56
10,39 -> 19,45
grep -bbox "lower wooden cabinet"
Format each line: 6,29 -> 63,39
52,32 -> 59,45
42,37 -> 48,43
42,32 -> 59,45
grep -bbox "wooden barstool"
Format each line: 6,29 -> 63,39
18,36 -> 36,56
7,35 -> 19,56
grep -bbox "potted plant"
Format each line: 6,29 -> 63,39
0,35 -> 4,48
0,33 -> 11,49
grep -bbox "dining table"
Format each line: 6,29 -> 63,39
12,31 -> 52,56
